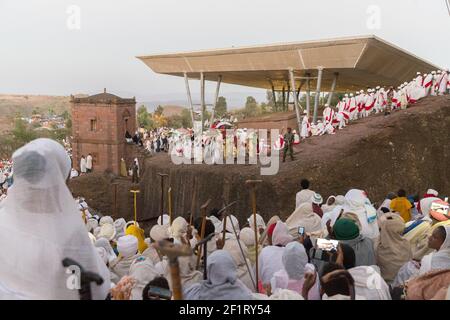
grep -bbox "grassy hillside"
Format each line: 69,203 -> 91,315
0,94 -> 71,118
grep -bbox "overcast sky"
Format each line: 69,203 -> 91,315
0,0 -> 449,102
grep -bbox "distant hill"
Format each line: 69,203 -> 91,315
161,105 -> 186,117
0,94 -> 71,118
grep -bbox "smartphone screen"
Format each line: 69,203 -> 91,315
298,226 -> 305,236
316,238 -> 339,251
147,286 -> 172,300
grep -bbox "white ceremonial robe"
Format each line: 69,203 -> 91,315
80,158 -> 87,173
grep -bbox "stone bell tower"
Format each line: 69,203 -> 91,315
71,89 -> 136,175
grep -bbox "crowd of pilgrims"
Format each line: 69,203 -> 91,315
127,69 -> 450,161
0,136 -> 449,300
0,69 -> 448,300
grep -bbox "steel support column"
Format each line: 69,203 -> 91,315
270,80 -> 278,111
286,82 -> 290,111
200,72 -> 205,132
326,72 -> 339,106
184,72 -> 194,125
305,74 -> 311,117
313,67 -> 323,124
289,69 -> 302,135
210,75 -> 222,123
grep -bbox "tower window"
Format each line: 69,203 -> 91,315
90,119 -> 97,131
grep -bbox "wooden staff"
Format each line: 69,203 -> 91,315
168,187 -> 173,225
196,198 -> 211,269
189,177 -> 197,226
221,213 -> 228,244
157,173 -> 168,225
245,179 -> 262,293
153,240 -> 192,300
130,189 -> 140,223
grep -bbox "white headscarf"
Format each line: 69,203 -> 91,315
335,195 -> 346,205
420,226 -> 450,274
223,238 -> 255,291
248,214 -> 266,231
321,205 -> 344,229
168,216 -> 188,243
348,266 -> 392,300
95,237 -> 117,263
96,247 -> 108,265
281,242 -> 309,280
239,227 -> 256,248
86,218 -> 99,233
129,258 -> 159,300
117,235 -> 138,258
150,224 -> 169,242
157,214 -> 170,226
272,221 -> 294,246
0,138 -> 110,299
183,250 -> 253,300
99,216 -> 114,226
286,202 -> 322,236
220,215 -> 240,235
270,241 -> 320,300
321,196 -> 336,213
343,189 -> 379,240
98,223 -> 116,241
114,218 -> 126,238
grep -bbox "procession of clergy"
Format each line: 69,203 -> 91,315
0,68 -> 449,300
163,69 -> 450,161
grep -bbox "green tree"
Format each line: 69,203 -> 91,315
137,105 -> 150,128
266,90 -> 275,110
47,107 -> 55,116
12,119 -> 36,145
180,108 -> 193,128
154,105 -> 164,117
244,96 -> 258,118
65,117 -> 72,130
215,96 -> 227,118
61,110 -> 70,120
260,102 -> 269,114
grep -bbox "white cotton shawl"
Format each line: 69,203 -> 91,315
343,189 -> 379,240
420,226 -> 450,274
0,138 -> 110,299
286,203 -> 322,236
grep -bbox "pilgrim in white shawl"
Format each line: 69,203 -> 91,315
0,138 -> 110,299
110,235 -> 141,280
419,226 -> 450,275
270,242 -> 321,300
183,250 -> 253,300
258,221 -> 293,287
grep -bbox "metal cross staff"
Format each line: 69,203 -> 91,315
130,189 -> 140,223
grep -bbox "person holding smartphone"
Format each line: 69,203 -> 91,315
142,277 -> 172,300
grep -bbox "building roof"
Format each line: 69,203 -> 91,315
137,35 -> 440,92
71,90 -> 135,104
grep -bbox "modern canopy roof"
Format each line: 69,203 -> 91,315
137,35 -> 440,92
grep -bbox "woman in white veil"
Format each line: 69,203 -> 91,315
0,138 -> 110,299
